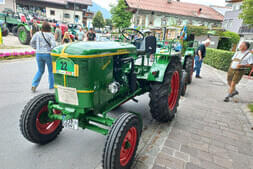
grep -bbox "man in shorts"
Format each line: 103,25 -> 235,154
224,42 -> 253,102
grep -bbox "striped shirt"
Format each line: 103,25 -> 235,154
30,32 -> 56,53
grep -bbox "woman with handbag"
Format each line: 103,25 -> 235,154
30,21 -> 56,92
224,42 -> 253,102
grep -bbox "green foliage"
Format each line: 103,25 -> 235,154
239,0 -> 253,25
204,48 -> 234,71
92,11 -> 105,29
217,38 -> 232,51
248,104 -> 253,112
105,19 -> 112,27
187,25 -> 224,37
111,0 -> 133,30
222,31 -> 240,44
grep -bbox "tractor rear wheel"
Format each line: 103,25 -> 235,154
19,93 -> 62,144
12,26 -> 18,36
18,26 -> 31,45
181,70 -> 188,97
103,113 -> 142,169
149,56 -> 182,122
185,56 -> 194,84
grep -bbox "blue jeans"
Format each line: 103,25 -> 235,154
194,55 -> 203,77
32,53 -> 54,89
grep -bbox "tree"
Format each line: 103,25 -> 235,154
110,0 -> 133,30
105,19 -> 113,30
239,0 -> 253,25
92,11 -> 105,29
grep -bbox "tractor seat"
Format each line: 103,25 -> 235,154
136,36 -> 156,55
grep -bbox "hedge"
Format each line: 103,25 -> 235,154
204,48 -> 234,72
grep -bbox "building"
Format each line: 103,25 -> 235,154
1,0 -> 92,25
0,0 -> 16,12
223,0 -> 253,48
210,5 -> 232,16
125,0 -> 224,29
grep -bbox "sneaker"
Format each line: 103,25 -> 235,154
224,96 -> 230,102
196,76 -> 202,79
31,86 -> 36,93
231,90 -> 239,97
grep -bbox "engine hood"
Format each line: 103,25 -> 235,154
51,41 -> 136,58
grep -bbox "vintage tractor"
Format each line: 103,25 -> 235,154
19,28 -> 182,169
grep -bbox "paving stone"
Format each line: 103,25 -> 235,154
164,138 -> 181,150
161,146 -> 175,156
152,164 -> 166,169
185,163 -> 205,169
213,156 -> 233,169
174,151 -> 190,162
155,152 -> 185,169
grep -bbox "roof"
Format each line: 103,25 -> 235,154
38,0 -> 92,6
210,5 -> 232,16
125,0 -> 224,21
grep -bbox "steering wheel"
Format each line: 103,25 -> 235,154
121,28 -> 144,41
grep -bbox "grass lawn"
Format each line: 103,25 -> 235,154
248,104 -> 253,112
0,45 -> 29,49
0,55 -> 34,61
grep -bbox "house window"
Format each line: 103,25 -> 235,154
148,15 -> 154,25
64,13 -> 70,19
50,10 -> 55,16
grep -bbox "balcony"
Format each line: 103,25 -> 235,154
239,25 -> 253,34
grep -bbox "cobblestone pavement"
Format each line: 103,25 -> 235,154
94,64 -> 253,169
149,64 -> 253,169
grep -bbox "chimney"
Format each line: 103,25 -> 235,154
197,8 -> 202,15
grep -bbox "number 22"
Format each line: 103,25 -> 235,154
60,61 -> 67,71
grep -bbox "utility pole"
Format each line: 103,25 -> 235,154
74,0 -> 76,23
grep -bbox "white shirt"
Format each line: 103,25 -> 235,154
232,50 -> 253,65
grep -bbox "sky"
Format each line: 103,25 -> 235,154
92,0 -> 227,11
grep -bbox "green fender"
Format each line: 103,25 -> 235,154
147,62 -> 169,82
18,23 -> 31,31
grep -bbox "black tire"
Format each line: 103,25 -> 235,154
17,26 -> 31,45
103,113 -> 142,169
149,56 -> 182,122
12,26 -> 18,36
181,71 -> 188,97
2,28 -> 9,36
185,56 -> 194,84
19,93 -> 63,144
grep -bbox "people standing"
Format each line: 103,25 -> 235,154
30,19 -> 39,37
224,42 -> 253,102
194,39 -> 210,78
54,23 -> 62,46
87,28 -> 96,41
62,31 -> 73,44
30,21 -> 56,92
77,27 -> 85,41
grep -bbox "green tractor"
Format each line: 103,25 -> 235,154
17,23 -> 32,45
19,28 -> 182,169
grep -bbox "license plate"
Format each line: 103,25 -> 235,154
63,119 -> 79,130
57,86 -> 79,105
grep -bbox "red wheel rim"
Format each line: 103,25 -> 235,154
36,105 -> 61,135
168,71 -> 180,110
120,127 -> 137,166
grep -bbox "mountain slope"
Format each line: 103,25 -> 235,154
88,2 -> 111,19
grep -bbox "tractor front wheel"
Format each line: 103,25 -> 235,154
103,113 -> 142,169
149,56 -> 182,122
18,26 -> 31,45
19,93 -> 63,144
185,56 -> 194,84
2,27 -> 9,36
12,26 -> 18,36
